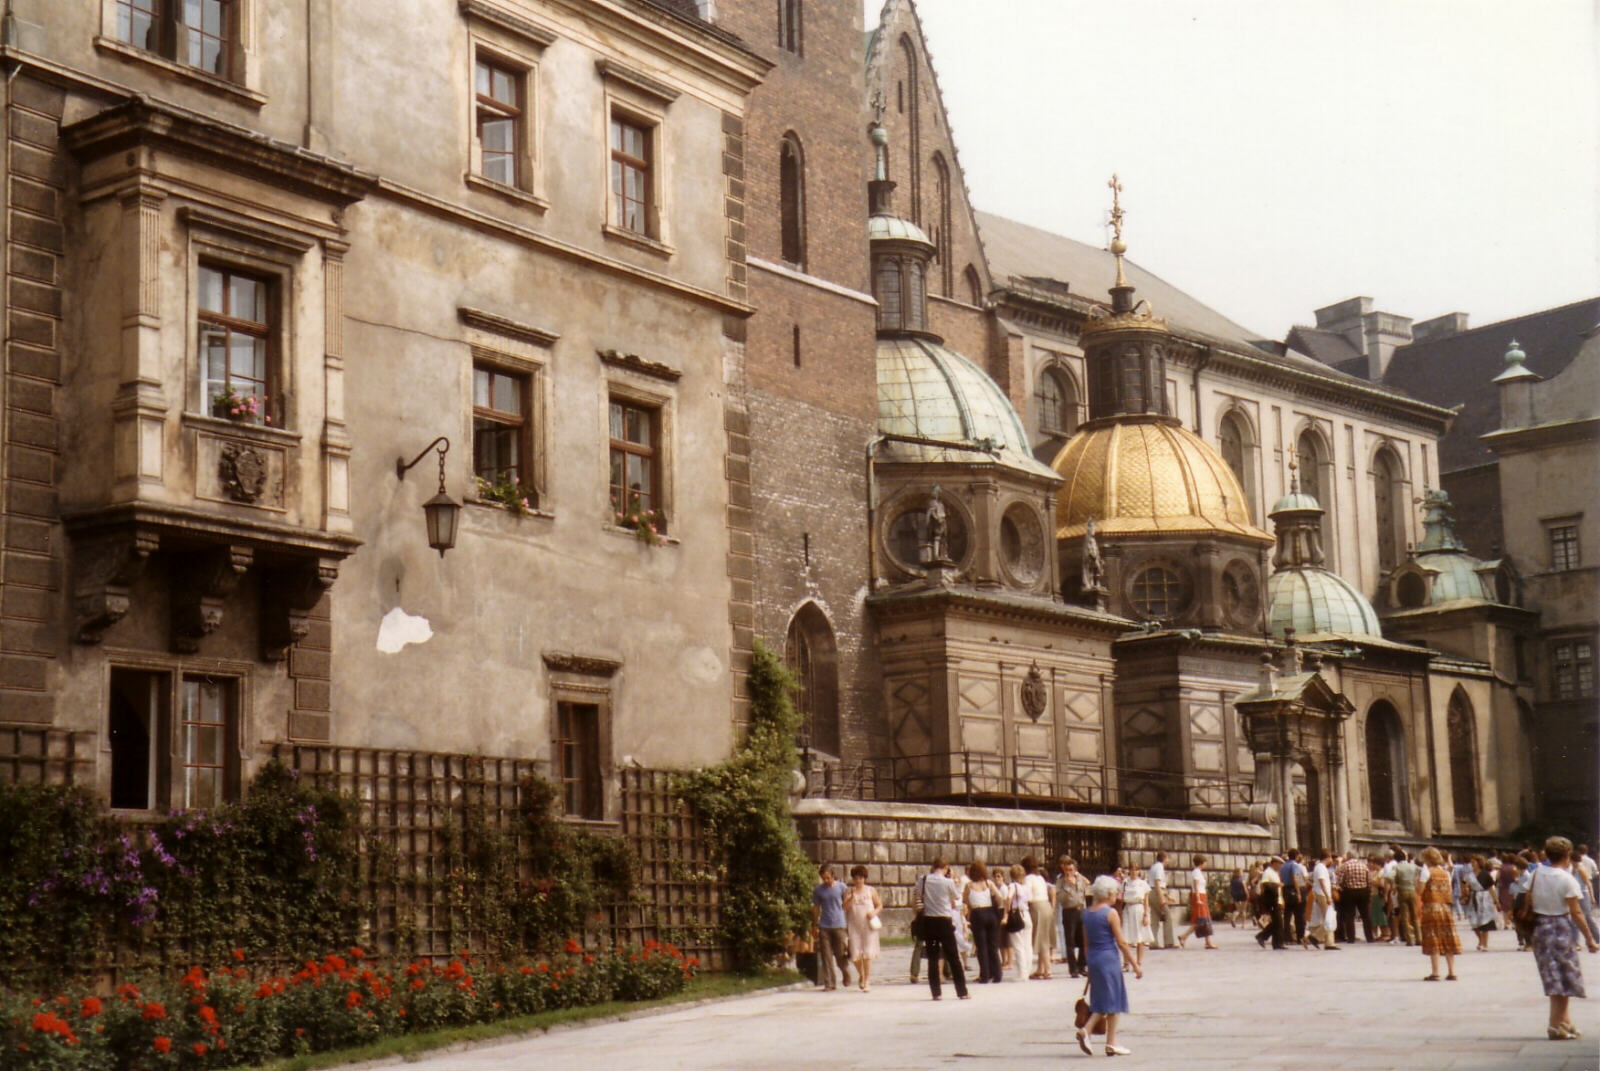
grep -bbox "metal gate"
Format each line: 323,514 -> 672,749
1044,827 -> 1122,880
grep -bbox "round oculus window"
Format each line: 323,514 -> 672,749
1221,559 -> 1260,626
1128,563 -> 1191,621
887,498 -> 968,572
999,505 -> 1045,585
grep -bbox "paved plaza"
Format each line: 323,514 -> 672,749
394,925 -> 1599,1070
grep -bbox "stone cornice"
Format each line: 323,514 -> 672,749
794,797 -> 1270,839
62,502 -> 362,559
543,0 -> 770,97
542,651 -> 622,676
458,306 -> 560,348
62,96 -> 377,207
459,0 -> 558,48
597,349 -> 682,382
1481,414 -> 1600,456
868,585 -> 1134,634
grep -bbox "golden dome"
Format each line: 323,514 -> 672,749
1052,415 -> 1273,543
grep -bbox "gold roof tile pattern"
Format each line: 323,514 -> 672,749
1052,417 -> 1273,543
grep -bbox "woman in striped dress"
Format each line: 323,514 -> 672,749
1415,847 -> 1461,981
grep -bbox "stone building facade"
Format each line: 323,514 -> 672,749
1,0 -> 765,822
2,0 -> 1585,922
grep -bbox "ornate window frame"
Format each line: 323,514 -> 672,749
463,1 -> 553,209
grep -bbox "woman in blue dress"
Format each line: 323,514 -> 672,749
1077,875 -> 1142,1057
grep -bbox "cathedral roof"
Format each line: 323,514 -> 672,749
876,336 -> 1057,480
1051,416 -> 1272,542
1381,296 -> 1600,473
1266,568 -> 1384,641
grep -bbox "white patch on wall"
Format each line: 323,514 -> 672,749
682,646 -> 724,684
376,606 -> 433,653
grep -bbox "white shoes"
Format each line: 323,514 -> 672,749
1105,1044 -> 1132,1056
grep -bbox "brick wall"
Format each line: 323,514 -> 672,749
1,76 -> 67,723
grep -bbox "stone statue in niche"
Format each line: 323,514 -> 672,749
219,441 -> 269,504
923,486 -> 949,565
1081,517 -> 1105,591
1020,662 -> 1048,723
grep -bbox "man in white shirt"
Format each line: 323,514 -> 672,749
1309,848 -> 1339,950
1147,852 -> 1176,949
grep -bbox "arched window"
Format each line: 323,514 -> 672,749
964,265 -> 983,306
906,260 -> 925,331
779,134 -> 805,267
786,603 -> 839,757
1034,366 -> 1078,437
1217,410 -> 1256,521
1297,428 -> 1334,561
1365,701 -> 1407,824
777,0 -> 801,54
898,36 -> 920,222
874,259 -> 902,330
1447,689 -> 1479,823
931,153 -> 952,296
1372,446 -> 1407,574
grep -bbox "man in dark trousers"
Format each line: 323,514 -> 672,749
1334,851 -> 1372,943
810,864 -> 850,990
1056,856 -> 1090,978
1256,856 -> 1285,949
1280,849 -> 1308,946
917,857 -> 969,1001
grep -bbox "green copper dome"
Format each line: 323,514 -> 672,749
876,335 -> 1057,479
1266,567 -> 1383,640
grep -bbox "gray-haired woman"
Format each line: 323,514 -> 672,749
1077,874 -> 1142,1057
1531,836 -> 1599,1040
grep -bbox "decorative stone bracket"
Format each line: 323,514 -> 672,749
260,558 -> 339,661
73,530 -> 159,644
172,544 -> 253,653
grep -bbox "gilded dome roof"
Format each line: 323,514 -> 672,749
1266,568 -> 1383,640
1051,416 -> 1273,542
877,336 -> 1057,479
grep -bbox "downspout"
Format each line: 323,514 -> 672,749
1191,346 -> 1212,435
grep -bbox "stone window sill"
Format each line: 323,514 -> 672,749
94,37 -> 266,108
601,224 -> 674,259
466,499 -> 554,521
464,173 -> 549,213
182,411 -> 301,446
603,523 -> 678,547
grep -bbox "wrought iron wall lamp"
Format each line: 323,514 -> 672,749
395,437 -> 461,557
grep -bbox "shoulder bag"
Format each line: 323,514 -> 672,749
1073,979 -> 1106,1034
1513,870 -> 1539,942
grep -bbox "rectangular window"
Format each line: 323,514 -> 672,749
609,115 -> 651,235
117,0 -> 235,79
1553,639 -> 1596,700
472,364 -> 532,496
474,57 -> 523,188
608,397 -> 661,528
1549,523 -> 1581,571
198,263 -> 274,425
555,701 -> 602,820
180,677 -> 234,809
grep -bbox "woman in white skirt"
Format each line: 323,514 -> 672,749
1005,863 -> 1034,979
1121,865 -> 1152,969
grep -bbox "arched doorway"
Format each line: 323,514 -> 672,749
786,603 -> 840,758
1290,760 -> 1322,854
1365,701 -> 1407,825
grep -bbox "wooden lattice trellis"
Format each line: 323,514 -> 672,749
0,725 -> 89,787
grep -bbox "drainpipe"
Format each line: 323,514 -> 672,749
1190,346 -> 1212,435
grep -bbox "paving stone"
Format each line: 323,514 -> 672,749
392,926 -> 1600,1070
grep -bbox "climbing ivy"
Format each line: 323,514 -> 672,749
676,639 -> 813,971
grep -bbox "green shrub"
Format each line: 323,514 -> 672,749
677,640 -> 813,971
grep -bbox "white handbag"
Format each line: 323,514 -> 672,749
868,915 -> 882,931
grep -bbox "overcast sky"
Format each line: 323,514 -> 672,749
872,0 -> 1600,343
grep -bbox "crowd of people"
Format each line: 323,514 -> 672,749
808,836 -> 1599,1055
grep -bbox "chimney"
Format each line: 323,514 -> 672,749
1310,297 -> 1412,379
693,0 -> 717,19
1412,312 -> 1470,343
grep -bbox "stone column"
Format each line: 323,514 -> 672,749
1329,735 -> 1349,852
1277,750 -> 1297,855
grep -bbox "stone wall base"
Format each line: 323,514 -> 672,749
795,799 -> 1273,937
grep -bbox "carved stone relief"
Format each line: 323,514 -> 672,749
172,544 -> 253,653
